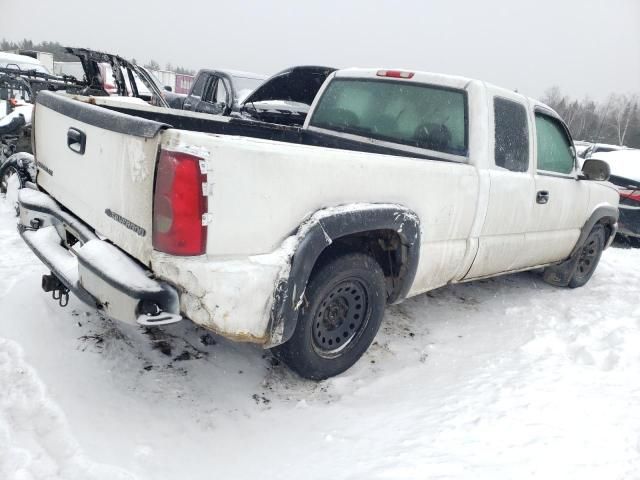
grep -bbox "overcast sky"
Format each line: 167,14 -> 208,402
2,0 -> 638,101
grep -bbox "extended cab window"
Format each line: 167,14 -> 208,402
310,78 -> 467,156
494,97 -> 529,172
535,113 -> 575,174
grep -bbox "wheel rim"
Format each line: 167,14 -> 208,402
576,236 -> 599,277
312,278 -> 369,357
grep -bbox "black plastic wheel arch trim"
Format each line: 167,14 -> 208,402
570,205 -> 618,257
268,204 -> 421,346
543,205 -> 618,287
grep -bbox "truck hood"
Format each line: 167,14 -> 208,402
241,66 -> 336,107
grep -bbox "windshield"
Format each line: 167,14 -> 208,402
232,76 -> 264,102
310,78 -> 468,156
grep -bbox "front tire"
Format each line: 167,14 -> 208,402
0,165 -> 17,194
274,252 -> 386,380
568,224 -> 606,288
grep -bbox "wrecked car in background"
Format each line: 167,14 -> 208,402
176,69 -> 267,113
0,47 -> 175,192
64,47 -> 169,107
15,67 -> 619,380
238,66 -> 335,125
592,149 -> 640,244
172,66 -> 335,125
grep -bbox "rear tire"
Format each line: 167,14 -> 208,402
568,224 -> 606,288
274,252 -> 386,380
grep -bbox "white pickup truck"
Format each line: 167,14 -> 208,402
16,68 -> 619,379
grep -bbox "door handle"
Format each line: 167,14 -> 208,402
536,190 -> 549,204
67,128 -> 86,154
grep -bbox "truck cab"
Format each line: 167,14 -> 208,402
180,69 -> 266,115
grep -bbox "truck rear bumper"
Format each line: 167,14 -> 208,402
18,188 -> 181,326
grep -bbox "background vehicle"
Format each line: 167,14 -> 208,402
580,142 -> 629,159
0,52 -> 51,75
65,47 -> 168,107
177,69 -> 267,114
0,52 -> 52,108
238,66 -> 336,126
592,149 -> 640,242
573,140 -> 592,158
17,68 -> 618,379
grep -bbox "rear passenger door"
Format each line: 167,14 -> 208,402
465,93 -> 535,279
520,110 -> 589,265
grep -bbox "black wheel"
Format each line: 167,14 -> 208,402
0,165 -> 17,194
274,252 -> 386,380
568,224 -> 606,288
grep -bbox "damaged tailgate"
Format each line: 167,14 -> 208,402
34,91 -> 169,264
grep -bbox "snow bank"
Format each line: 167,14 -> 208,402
0,197 -> 138,480
0,339 -> 138,480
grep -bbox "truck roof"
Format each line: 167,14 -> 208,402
199,69 -> 267,80
334,67 -> 557,116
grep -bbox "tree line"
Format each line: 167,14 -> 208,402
2,39 -> 638,146
0,38 -> 196,76
542,87 -> 640,148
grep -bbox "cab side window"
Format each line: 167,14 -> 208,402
215,80 -> 228,104
494,97 -> 529,172
202,77 -> 218,104
535,113 -> 575,174
190,74 -> 207,98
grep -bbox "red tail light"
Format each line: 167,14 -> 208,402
619,189 -> 640,203
153,149 -> 207,256
376,70 -> 415,79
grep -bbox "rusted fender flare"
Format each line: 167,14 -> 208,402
266,204 -> 421,347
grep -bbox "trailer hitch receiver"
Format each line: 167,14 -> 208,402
42,273 -> 69,307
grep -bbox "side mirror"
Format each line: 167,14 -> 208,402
164,85 -> 172,92
581,159 -> 610,181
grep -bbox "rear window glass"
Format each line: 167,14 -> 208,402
310,78 -> 467,156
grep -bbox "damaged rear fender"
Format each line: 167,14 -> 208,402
267,203 -> 421,347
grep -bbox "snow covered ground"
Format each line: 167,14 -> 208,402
1,194 -> 639,480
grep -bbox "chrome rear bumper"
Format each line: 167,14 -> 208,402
18,187 -> 182,326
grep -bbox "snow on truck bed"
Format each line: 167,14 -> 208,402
1,195 -> 639,480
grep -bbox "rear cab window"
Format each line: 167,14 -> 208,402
309,77 -> 468,158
